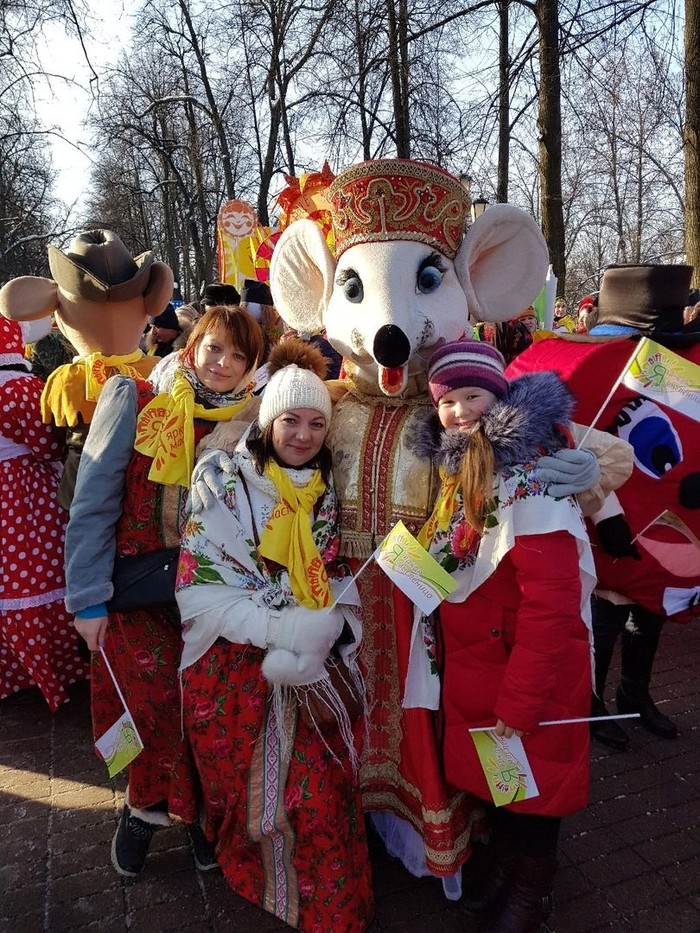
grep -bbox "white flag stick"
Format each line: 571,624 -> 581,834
468,713 -> 640,733
330,552 -> 376,608
630,510 -> 666,545
576,339 -> 640,449
99,647 -> 145,747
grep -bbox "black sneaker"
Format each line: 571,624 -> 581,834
187,822 -> 218,871
111,804 -> 157,877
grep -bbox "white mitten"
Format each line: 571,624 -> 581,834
188,449 -> 236,513
266,605 -> 344,656
537,447 -> 600,497
263,606 -> 344,687
262,647 -> 329,686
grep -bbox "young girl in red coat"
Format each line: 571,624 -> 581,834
409,339 -> 596,933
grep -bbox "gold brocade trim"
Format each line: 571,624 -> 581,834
329,159 -> 469,259
361,786 -> 477,873
328,389 -> 438,559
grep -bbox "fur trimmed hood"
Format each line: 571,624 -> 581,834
406,370 -> 574,473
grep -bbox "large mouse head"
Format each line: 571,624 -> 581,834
0,229 -> 173,357
270,158 -> 549,395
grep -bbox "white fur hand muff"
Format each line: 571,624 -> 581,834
263,605 -> 344,686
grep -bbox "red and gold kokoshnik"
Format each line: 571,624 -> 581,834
329,159 -> 470,260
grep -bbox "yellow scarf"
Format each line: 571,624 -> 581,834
134,368 -> 251,487
41,352 -> 157,426
84,349 -> 146,402
417,466 -> 461,549
258,462 -> 331,608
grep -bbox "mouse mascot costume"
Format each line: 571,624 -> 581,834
262,159 -> 630,891
0,230 -> 174,509
509,264 -> 700,750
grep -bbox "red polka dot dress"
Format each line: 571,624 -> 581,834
0,359 -> 89,710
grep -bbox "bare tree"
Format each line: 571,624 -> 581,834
685,0 -> 700,287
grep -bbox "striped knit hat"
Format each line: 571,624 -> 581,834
427,339 -> 507,407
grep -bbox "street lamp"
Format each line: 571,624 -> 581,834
470,197 -> 489,222
458,172 -> 472,197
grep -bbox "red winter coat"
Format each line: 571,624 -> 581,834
440,530 -> 591,817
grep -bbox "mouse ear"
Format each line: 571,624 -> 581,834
270,219 -> 335,334
454,204 -> 549,323
0,276 -> 59,322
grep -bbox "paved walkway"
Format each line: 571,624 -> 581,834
1,621 -> 698,932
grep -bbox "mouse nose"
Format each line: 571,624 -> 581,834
373,325 -> 411,367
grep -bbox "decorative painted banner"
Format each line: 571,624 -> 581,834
470,730 -> 539,806
374,520 -> 458,615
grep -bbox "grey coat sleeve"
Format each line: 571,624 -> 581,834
64,377 -> 138,613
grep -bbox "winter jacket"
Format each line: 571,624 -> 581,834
409,371 -> 594,816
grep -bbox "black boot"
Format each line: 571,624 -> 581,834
111,804 -> 157,877
617,608 -> 678,739
482,854 -> 557,933
589,597 -> 630,750
590,693 -> 629,750
187,821 -> 218,871
460,839 -> 512,914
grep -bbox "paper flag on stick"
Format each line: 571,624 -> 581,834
621,338 -> 700,422
95,710 -> 144,778
374,520 -> 458,614
470,730 -> 539,806
95,647 -> 144,777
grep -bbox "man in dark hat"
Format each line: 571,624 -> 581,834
510,263 -> 700,749
200,281 -> 241,308
240,278 -> 281,362
145,303 -> 183,358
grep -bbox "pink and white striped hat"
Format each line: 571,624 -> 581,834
427,339 -> 507,407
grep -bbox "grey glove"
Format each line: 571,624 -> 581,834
267,605 -> 344,657
188,449 -> 236,514
537,447 -> 601,497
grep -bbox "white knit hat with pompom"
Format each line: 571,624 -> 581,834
258,337 -> 332,429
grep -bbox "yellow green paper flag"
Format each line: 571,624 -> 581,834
470,730 -> 540,807
95,710 -> 144,778
374,520 -> 458,614
94,647 -> 144,777
621,338 -> 700,422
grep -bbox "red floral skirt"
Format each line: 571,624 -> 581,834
91,606 -> 198,815
181,640 -> 374,932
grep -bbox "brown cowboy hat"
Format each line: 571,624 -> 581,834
48,229 -> 156,303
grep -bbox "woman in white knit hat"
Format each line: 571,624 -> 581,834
175,338 -> 374,932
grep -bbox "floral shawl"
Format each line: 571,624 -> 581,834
176,430 -> 359,672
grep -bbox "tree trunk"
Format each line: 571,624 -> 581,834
536,0 -> 565,291
685,0 -> 700,288
387,0 -> 410,157
497,0 -> 510,203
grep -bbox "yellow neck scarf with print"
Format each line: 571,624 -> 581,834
417,465 -> 461,549
258,461 -> 331,608
84,349 -> 146,402
134,368 -> 251,487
